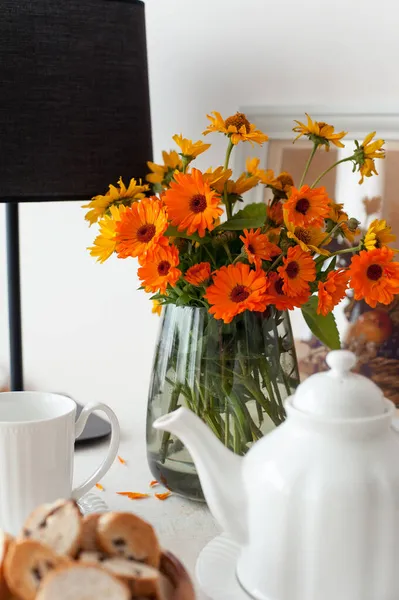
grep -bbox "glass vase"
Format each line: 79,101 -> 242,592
146,305 -> 299,501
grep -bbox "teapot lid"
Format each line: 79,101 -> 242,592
292,350 -> 386,418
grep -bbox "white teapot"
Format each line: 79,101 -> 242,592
154,350 -> 399,600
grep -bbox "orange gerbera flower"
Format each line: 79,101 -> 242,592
185,262 -> 211,285
283,185 -> 330,229
164,168 -> 223,238
205,263 -> 268,323
277,245 -> 316,296
264,272 -> 310,311
239,228 -> 280,268
317,269 -> 350,316
349,247 -> 399,308
267,199 -> 284,225
138,244 -> 181,293
115,197 -> 168,260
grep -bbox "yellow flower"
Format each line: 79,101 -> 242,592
146,150 -> 183,188
353,132 -> 385,184
83,178 -> 148,225
203,111 -> 268,146
88,205 -> 126,263
262,170 -> 294,194
363,219 -> 396,251
285,220 -> 330,256
172,134 -> 210,159
293,113 -> 347,150
226,173 -> 259,196
152,300 -> 162,316
202,167 -> 233,193
327,202 -> 360,243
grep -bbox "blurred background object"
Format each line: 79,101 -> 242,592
0,0 -> 152,402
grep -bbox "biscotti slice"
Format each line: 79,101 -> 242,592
105,557 -> 174,599
35,564 -> 130,600
0,531 -> 12,599
80,513 -> 101,552
4,539 -> 69,600
78,554 -> 171,598
20,499 -> 82,557
97,512 -> 160,568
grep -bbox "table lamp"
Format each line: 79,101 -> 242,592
0,0 -> 152,439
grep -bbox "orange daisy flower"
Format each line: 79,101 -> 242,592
349,247 -> 399,308
277,246 -> 316,296
115,197 -> 168,260
283,185 -> 330,229
164,168 -> 223,238
138,244 -> 181,294
239,229 -> 280,268
185,262 -> 211,286
317,269 -> 350,316
264,272 -> 310,311
267,199 -> 284,225
205,263 -> 268,324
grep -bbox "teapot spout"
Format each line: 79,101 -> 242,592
154,407 -> 247,544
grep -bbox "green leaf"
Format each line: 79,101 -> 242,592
217,203 -> 267,231
176,293 -> 191,307
165,225 -> 201,243
301,296 -> 340,350
165,225 -> 211,245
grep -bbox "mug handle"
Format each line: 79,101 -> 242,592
71,402 -> 120,500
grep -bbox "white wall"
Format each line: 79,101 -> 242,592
1,0 -> 398,411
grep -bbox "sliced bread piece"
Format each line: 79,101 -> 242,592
20,499 -> 82,557
77,553 -> 171,598
4,539 -> 69,600
97,512 -> 160,568
35,563 -> 130,600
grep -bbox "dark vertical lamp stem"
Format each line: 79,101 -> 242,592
5,202 -> 24,391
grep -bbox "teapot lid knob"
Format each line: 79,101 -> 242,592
326,350 -> 357,375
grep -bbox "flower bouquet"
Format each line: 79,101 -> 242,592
85,111 -> 399,498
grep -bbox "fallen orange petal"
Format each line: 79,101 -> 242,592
117,492 -> 149,500
155,492 -> 172,501
149,480 -> 159,488
117,455 -> 127,465
95,483 -> 105,491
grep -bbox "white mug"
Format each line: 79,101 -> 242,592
0,391 -> 120,534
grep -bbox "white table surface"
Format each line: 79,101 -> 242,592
74,407 -> 221,600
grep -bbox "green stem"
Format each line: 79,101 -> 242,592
223,242 -> 233,263
224,139 -> 234,171
319,220 -> 346,247
315,244 -> 361,268
223,140 -> 234,219
202,244 -> 217,267
267,253 -> 283,273
182,156 -> 190,174
224,401 -> 230,448
311,155 -> 355,188
299,143 -> 318,187
159,383 -> 182,464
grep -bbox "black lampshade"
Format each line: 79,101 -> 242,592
0,0 -> 152,202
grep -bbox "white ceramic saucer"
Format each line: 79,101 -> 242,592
196,534 -> 251,599
77,492 -> 109,515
